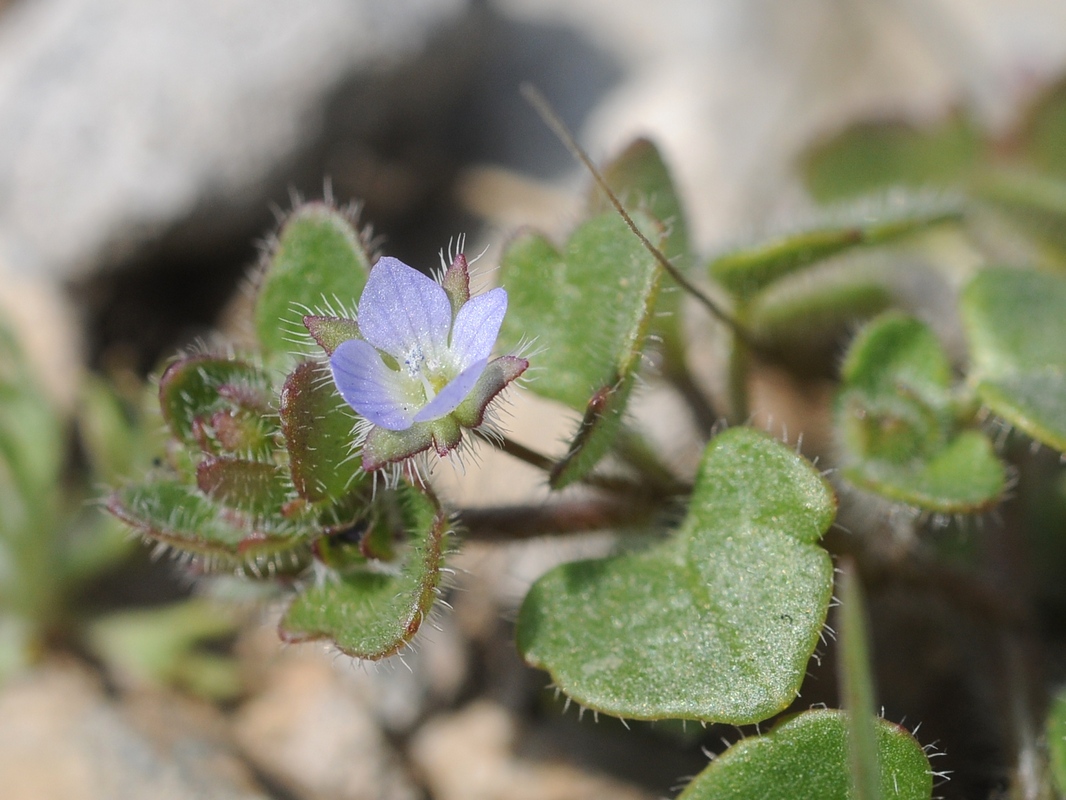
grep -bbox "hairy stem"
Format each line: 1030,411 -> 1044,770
457,496 -> 658,541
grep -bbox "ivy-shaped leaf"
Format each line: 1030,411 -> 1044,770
498,212 -> 664,488
255,203 -> 373,361
678,709 -> 932,800
961,268 -> 1066,452
279,483 -> 448,660
836,313 -> 1005,512
707,193 -> 962,301
517,427 -> 835,723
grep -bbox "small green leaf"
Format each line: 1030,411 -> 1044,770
517,427 -> 835,723
961,268 -> 1066,452
836,313 -> 1005,512
1047,686 -> 1066,796
158,356 -> 271,448
549,375 -> 633,489
303,314 -> 361,356
801,115 -> 981,203
279,361 -> 366,502
587,138 -> 691,368
678,709 -> 932,800
255,203 -> 373,361
498,212 -> 663,485
196,456 -> 291,516
708,193 -> 962,300
279,484 -> 449,659
106,479 -> 308,570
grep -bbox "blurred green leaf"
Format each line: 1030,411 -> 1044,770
279,484 -> 448,659
87,598 -> 242,700
802,116 -> 980,203
517,427 -> 835,723
837,313 -> 1005,512
961,268 -> 1066,452
1018,77 -> 1066,179
708,193 -> 962,301
255,203 -> 373,361
678,709 -> 932,800
973,171 -> 1066,262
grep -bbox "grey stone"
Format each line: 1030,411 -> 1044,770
233,649 -> 421,800
0,659 -> 269,800
0,0 -> 471,282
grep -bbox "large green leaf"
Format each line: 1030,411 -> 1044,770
836,313 -> 1005,512
678,709 -> 932,800
279,484 -> 448,659
707,193 -> 962,301
801,115 -> 980,203
255,203 -> 373,361
517,427 -> 835,723
498,212 -> 663,487
961,268 -> 1066,452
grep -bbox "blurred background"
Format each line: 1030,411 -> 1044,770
2,0 -> 1066,798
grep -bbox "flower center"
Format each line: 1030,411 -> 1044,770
402,344 -> 450,401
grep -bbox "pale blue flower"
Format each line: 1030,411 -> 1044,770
314,255 -> 526,470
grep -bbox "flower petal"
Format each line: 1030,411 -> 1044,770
449,288 -> 507,370
358,257 -> 452,362
330,338 -> 423,431
413,358 -> 488,423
